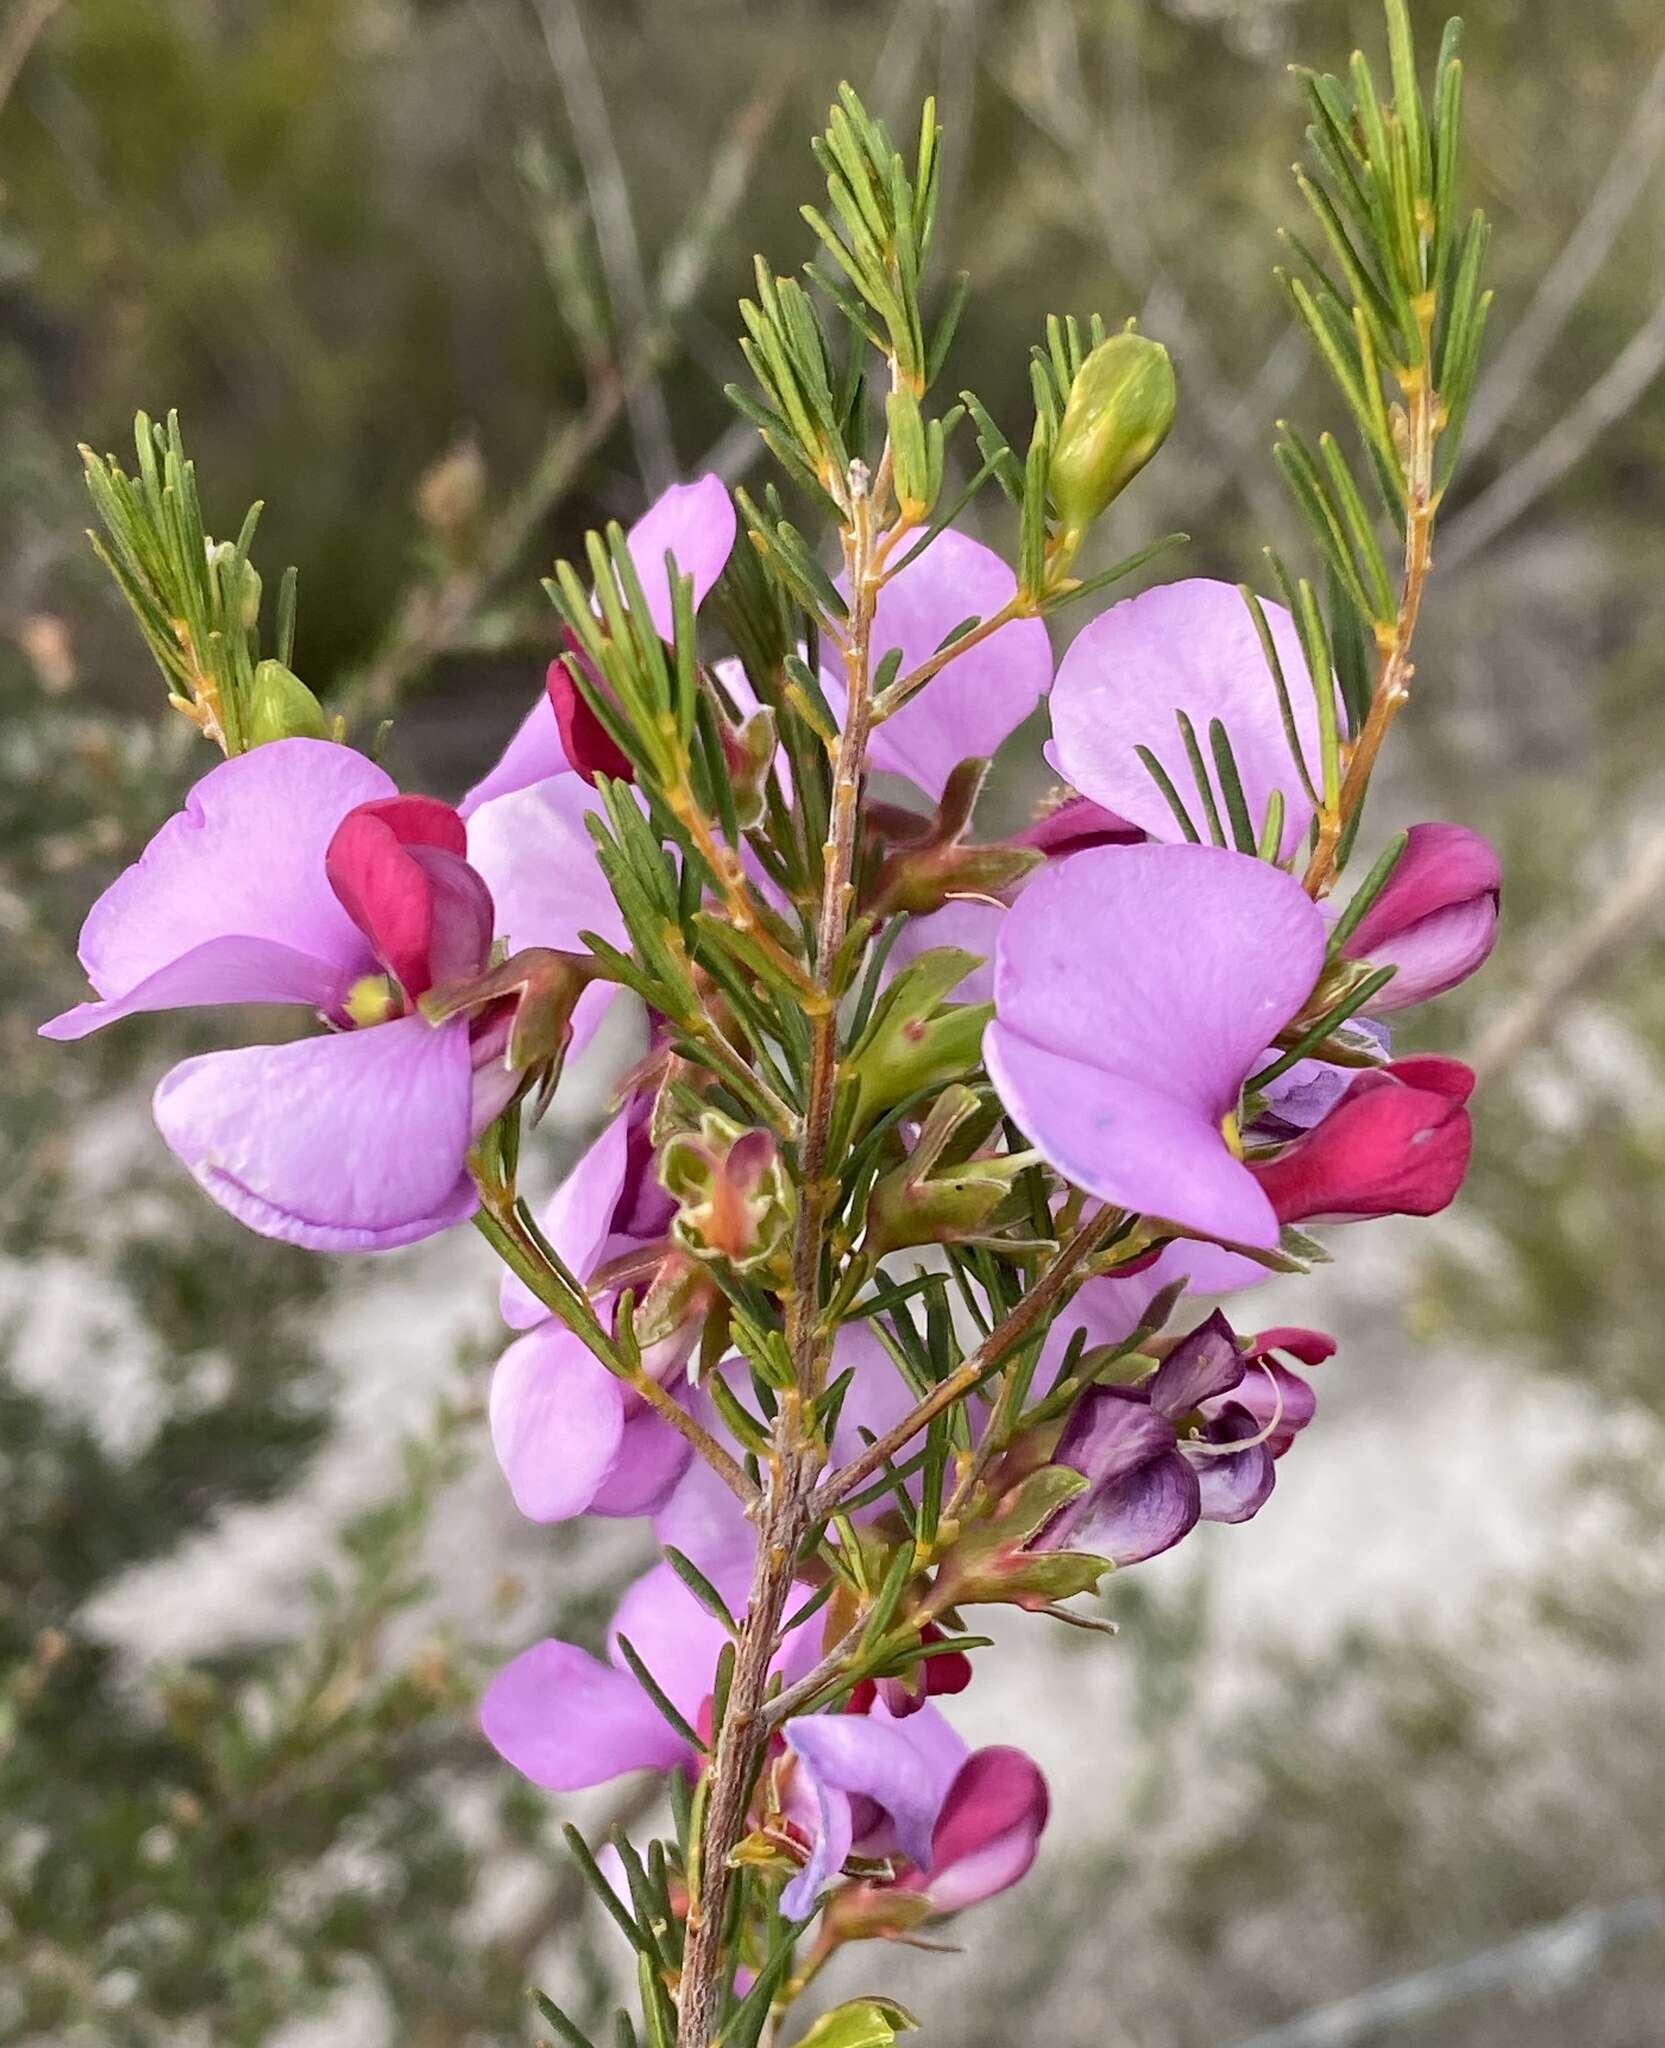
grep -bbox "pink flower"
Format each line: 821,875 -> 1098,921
460,476 -> 737,815
41,739 -> 621,1251
1049,578 -> 1326,861
985,842 -> 1327,1248
1339,822 -> 1501,1009
820,528 -> 1054,802
489,1099 -> 697,1523
1251,1055 -> 1476,1223
778,1705 -> 1047,1921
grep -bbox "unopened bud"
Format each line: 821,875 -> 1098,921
207,540 -> 263,631
1049,332 -> 1176,549
248,659 -> 331,744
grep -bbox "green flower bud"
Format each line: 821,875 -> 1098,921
207,539 -> 263,631
1049,332 -> 1177,546
247,659 -> 330,745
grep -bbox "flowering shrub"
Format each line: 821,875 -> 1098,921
45,7 -> 1502,2044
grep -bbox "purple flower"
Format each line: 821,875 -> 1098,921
820,529 -> 1054,801
461,476 -> 737,815
1040,1309 -> 1319,1565
1338,821 -> 1501,1009
778,1705 -> 1049,1921
1049,579 -> 1326,861
489,1099 -> 700,1523
984,842 -> 1327,1248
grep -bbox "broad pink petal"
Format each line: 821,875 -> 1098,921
1050,579 -> 1325,860
42,936 -> 367,1042
986,843 -> 1325,1245
587,1407 -> 692,1515
821,530 -> 1053,800
489,1324 -> 626,1521
151,1013 -> 477,1251
608,1561 -> 732,1722
481,1639 -> 690,1790
46,738 -> 390,1036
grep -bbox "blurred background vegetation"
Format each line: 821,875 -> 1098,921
2,1 -> 1662,2043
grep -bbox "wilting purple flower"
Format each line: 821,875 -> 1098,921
490,1098 -> 701,1522
40,740 -> 536,1251
778,1702 -> 1048,1921
1039,1309 -> 1321,1566
985,842 -> 1327,1248
1251,1055 -> 1476,1224
461,476 -> 737,814
1049,579 -> 1327,862
1338,822 -> 1501,1010
820,529 -> 1054,801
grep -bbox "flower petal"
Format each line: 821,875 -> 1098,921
1050,579 -> 1324,860
607,1560 -> 732,1722
1188,1403 -> 1276,1523
986,843 -> 1326,1246
782,1702 -> 968,1917
1064,1448 -> 1201,1566
489,1324 -> 627,1521
587,1406 -> 692,1516
459,693 -> 570,818
821,530 -> 1053,800
45,738 -> 390,1036
500,1108 -> 633,1328
1341,822 -> 1501,1010
624,475 -> 738,641
920,1746 -> 1049,1913
42,936 -> 368,1043
1146,1308 -> 1245,1417
481,1639 -> 691,1791
464,775 -> 629,1056
1251,1062 -> 1474,1222
151,1013 -> 477,1250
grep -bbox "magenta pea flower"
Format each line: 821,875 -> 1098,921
489,1097 -> 702,1523
461,475 -> 738,815
1049,578 -> 1326,862
1337,822 -> 1501,1009
40,739 -> 534,1251
1038,1309 -> 1323,1566
1252,1054 -> 1476,1224
985,841 -> 1327,1248
820,528 -> 1054,802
